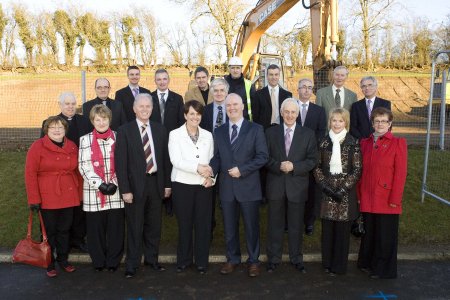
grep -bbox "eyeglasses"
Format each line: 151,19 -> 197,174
298,86 -> 313,91
96,86 -> 110,90
48,126 -> 65,130
361,84 -> 375,89
373,120 -> 390,125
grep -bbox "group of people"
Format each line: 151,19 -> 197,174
25,59 -> 407,281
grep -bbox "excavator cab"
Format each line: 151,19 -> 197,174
246,53 -> 286,91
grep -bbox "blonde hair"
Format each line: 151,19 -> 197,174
328,108 -> 350,131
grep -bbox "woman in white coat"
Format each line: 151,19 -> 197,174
78,104 -> 124,272
168,100 -> 215,274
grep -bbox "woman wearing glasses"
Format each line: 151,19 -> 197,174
25,116 -> 82,277
357,107 -> 407,279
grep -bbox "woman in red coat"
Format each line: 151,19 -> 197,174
357,107 -> 407,279
25,116 -> 82,277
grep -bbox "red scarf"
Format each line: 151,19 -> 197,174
91,128 -> 115,207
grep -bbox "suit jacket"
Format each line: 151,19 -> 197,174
115,85 -> 151,122
350,97 -> 391,139
40,113 -> 91,147
199,102 -> 228,133
115,120 -> 171,201
357,131 -> 407,214
315,86 -> 357,119
209,120 -> 269,202
168,124 -> 214,185
298,102 -> 327,144
265,125 -> 317,202
184,86 -> 213,106
252,86 -> 292,129
150,90 -> 185,134
82,97 -> 127,132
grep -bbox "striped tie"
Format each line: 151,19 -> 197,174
141,124 -> 154,173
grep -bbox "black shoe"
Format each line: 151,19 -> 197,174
78,243 -> 89,253
108,267 -> 118,273
95,267 -> 104,272
125,268 -> 136,278
328,271 -> 337,277
324,268 -> 331,273
197,267 -> 207,275
359,267 -> 371,274
266,263 -> 278,273
293,263 -> 306,273
144,262 -> 166,272
176,265 -> 188,273
305,225 -> 314,236
369,274 -> 380,279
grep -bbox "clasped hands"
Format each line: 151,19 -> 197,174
197,164 -> 214,187
322,185 -> 346,203
280,161 -> 294,174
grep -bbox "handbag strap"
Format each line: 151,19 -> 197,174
27,211 -> 48,242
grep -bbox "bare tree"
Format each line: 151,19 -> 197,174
121,15 -> 137,65
352,0 -> 396,70
412,18 -> 433,68
163,25 -> 189,66
0,4 -> 7,64
53,10 -> 78,66
111,14 -> 124,67
41,13 -> 59,66
13,6 -> 35,66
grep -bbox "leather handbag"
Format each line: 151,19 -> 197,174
12,211 -> 52,268
351,214 -> 365,238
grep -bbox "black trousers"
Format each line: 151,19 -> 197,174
172,182 -> 213,268
321,219 -> 352,274
358,213 -> 399,278
125,175 -> 162,269
267,199 -> 305,264
70,204 -> 86,247
41,207 -> 74,268
304,173 -> 320,227
86,208 -> 125,269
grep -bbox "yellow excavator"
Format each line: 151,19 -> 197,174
234,0 -> 339,91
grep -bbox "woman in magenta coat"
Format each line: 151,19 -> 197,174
357,107 -> 407,279
25,116 -> 82,277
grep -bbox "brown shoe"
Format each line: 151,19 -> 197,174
220,262 -> 237,275
248,263 -> 260,277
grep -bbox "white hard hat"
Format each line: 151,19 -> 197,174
228,56 -> 243,66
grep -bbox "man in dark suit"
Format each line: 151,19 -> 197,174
200,78 -> 229,133
315,66 -> 357,120
252,64 -> 292,129
150,68 -> 184,134
265,98 -> 317,273
115,66 -> 151,122
115,93 -> 172,279
209,93 -> 269,277
82,78 -> 127,131
350,76 -> 392,139
41,92 -> 91,253
297,78 -> 327,236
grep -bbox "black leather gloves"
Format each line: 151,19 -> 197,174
29,204 -> 40,212
98,182 -> 118,195
332,188 -> 347,203
322,185 -> 335,197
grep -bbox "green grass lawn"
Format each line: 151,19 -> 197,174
1,149 -> 449,253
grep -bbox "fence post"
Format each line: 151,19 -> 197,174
439,70 -> 447,150
81,70 -> 86,105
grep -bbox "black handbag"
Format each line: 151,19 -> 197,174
351,214 -> 365,237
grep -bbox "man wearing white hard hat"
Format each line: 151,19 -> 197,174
224,56 -> 255,121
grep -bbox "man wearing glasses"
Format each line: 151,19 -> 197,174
350,76 -> 391,139
82,77 -> 127,131
296,78 -> 327,236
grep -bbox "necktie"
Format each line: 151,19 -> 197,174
367,99 -> 372,118
132,88 -> 139,98
159,93 -> 166,123
215,106 -> 223,129
270,88 -> 277,124
301,103 -> 307,126
335,89 -> 341,107
141,124 -> 154,173
230,124 -> 238,144
285,128 -> 292,156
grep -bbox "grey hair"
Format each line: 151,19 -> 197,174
333,65 -> 349,75
210,78 -> 230,94
58,92 -> 76,104
297,78 -> 313,88
360,76 -> 378,87
280,98 -> 300,114
225,93 -> 242,104
133,93 -> 153,107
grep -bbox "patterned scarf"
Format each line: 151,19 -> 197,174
91,128 -> 115,207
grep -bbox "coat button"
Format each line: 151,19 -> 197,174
383,184 -> 387,188
196,155 -> 199,158
93,181 -> 96,184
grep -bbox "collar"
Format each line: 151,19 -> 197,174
129,84 -> 139,90
157,90 -> 169,96
371,130 -> 393,140
365,97 -> 376,102
332,85 -> 344,92
136,119 -> 149,129
298,100 -> 310,107
268,85 -> 279,93
283,122 -> 296,133
229,117 -> 244,129
214,102 -> 225,109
